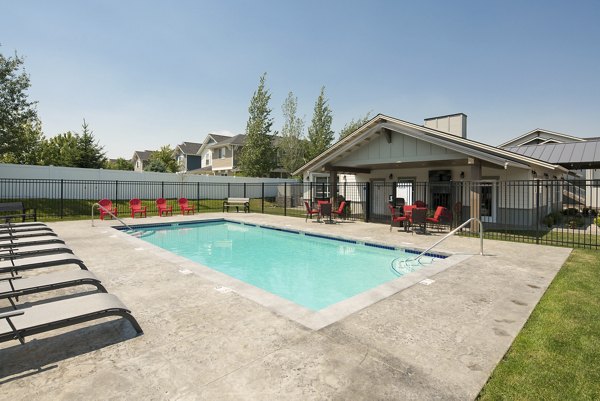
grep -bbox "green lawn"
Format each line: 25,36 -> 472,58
477,249 -> 600,400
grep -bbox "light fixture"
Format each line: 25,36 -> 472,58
388,173 -> 394,180
532,170 -> 537,177
460,171 -> 465,179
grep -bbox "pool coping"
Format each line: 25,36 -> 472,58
113,218 -> 472,330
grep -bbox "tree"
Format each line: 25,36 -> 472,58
107,157 -> 134,171
75,119 -> 106,168
38,120 -> 106,168
145,145 -> 178,173
239,73 -> 276,177
0,48 -> 42,163
0,119 -> 44,164
278,91 -> 305,175
338,111 -> 372,140
306,86 -> 334,161
39,132 -> 80,167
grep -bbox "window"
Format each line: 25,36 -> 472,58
219,148 -> 226,159
204,153 -> 211,167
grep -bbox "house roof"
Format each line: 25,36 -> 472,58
132,150 -> 154,161
504,140 -> 600,169
177,141 -> 203,155
197,133 -> 235,155
293,114 -> 567,176
207,134 -> 246,148
499,128 -> 586,147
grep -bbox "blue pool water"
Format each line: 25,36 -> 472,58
130,221 -> 433,310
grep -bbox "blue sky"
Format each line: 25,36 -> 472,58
2,0 -> 599,158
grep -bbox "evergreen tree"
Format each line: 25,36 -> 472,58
278,91 -> 305,176
306,86 -> 334,161
145,145 -> 178,173
0,47 -> 43,163
338,111 -> 373,139
75,119 -> 106,168
239,73 -> 276,177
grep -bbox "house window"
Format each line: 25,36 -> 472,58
219,148 -> 226,159
204,154 -> 210,167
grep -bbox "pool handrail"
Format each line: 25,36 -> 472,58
91,203 -> 133,231
392,217 -> 483,274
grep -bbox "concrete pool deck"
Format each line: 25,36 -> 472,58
0,213 -> 572,400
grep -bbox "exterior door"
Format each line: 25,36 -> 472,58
371,180 -> 387,221
480,181 -> 497,222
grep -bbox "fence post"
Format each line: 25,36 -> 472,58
284,183 -> 287,216
261,183 -> 265,214
197,182 -> 200,211
535,179 -> 540,244
243,183 -> 246,198
115,180 -> 119,216
60,179 -> 64,219
227,183 -> 231,198
161,181 -> 164,198
364,182 -> 370,222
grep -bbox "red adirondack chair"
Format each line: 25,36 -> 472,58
426,206 -> 453,231
388,204 -> 409,232
331,201 -> 347,221
304,201 -> 319,222
156,198 -> 173,217
129,198 -> 147,218
178,198 -> 195,215
98,198 -> 117,220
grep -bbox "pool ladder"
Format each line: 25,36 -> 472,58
391,218 -> 484,275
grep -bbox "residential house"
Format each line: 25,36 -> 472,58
188,133 -> 288,177
174,141 -> 203,172
293,113 -> 570,224
131,150 -> 155,172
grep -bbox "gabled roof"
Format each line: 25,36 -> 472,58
504,139 -> 600,169
132,150 -> 154,161
499,128 -> 586,148
197,133 -> 235,155
293,114 -> 567,176
207,134 -> 246,148
176,141 -> 202,155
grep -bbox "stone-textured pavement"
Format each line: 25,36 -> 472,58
0,214 -> 572,400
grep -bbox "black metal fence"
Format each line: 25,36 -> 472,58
1,178 -> 598,249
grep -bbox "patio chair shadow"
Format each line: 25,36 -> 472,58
0,319 -> 139,384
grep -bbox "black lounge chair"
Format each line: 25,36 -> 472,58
0,222 -> 47,230
1,270 -> 106,309
0,253 -> 87,275
0,226 -> 53,235
0,236 -> 65,249
0,230 -> 58,241
0,243 -> 74,259
0,293 -> 143,344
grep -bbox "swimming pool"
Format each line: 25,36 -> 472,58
128,220 -> 443,311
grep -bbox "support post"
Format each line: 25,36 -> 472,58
469,159 -> 482,232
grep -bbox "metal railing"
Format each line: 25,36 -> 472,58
1,177 -> 599,249
391,218 -> 484,275
91,203 -> 133,230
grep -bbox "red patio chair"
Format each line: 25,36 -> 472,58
304,201 -> 319,222
178,198 -> 195,215
129,198 -> 147,218
388,204 -> 409,232
332,201 -> 347,221
156,198 -> 173,217
426,206 -> 453,231
98,198 -> 117,220
414,200 -> 427,208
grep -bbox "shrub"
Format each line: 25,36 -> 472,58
595,216 -> 600,227
562,208 -> 580,216
567,216 -> 585,229
543,211 -> 564,227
